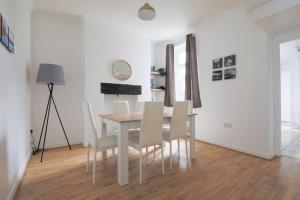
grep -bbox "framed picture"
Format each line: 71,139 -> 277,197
224,68 -> 236,80
1,15 -> 9,49
224,55 -> 236,67
0,13 -> 2,41
212,58 -> 222,69
212,70 -> 222,81
8,28 -> 14,53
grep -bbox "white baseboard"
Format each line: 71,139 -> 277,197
44,142 -> 83,149
197,137 -> 275,160
7,149 -> 32,200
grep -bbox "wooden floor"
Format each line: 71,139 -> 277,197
16,141 -> 300,200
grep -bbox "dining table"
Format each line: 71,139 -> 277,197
99,112 -> 196,186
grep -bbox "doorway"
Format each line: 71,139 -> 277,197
280,39 -> 300,159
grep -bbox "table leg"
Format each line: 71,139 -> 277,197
102,122 -> 107,160
190,116 -> 196,159
118,123 -> 129,185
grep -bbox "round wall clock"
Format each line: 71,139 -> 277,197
112,60 -> 132,81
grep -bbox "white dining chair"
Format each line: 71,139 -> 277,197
114,100 -> 130,113
135,101 -> 151,155
113,100 -> 137,149
82,101 -> 118,184
128,101 -> 165,184
186,100 -> 193,134
163,101 -> 189,169
135,101 -> 144,112
113,100 -> 130,134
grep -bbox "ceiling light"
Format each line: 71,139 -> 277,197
138,3 -> 156,21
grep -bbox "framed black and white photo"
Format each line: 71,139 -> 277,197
212,70 -> 222,81
224,68 -> 236,80
224,55 -> 236,67
212,58 -> 222,69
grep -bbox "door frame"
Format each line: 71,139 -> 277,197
272,29 -> 300,156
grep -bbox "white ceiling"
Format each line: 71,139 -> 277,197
256,4 -> 300,34
242,0 -> 270,10
33,0 -> 241,42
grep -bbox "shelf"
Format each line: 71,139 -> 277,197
151,72 -> 161,76
151,89 -> 165,92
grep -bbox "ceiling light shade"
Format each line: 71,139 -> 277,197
138,3 -> 156,21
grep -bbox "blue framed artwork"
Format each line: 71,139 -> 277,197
1,15 -> 9,49
8,28 -> 14,53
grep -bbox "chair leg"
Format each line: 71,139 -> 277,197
161,144 -> 165,175
112,148 -> 115,164
178,139 -> 180,159
93,151 -> 97,184
86,145 -> 90,173
139,150 -> 142,184
170,141 -> 172,170
185,137 -> 189,167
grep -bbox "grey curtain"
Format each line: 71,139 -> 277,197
164,44 -> 175,107
185,34 -> 202,108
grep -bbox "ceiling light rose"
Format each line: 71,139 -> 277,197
138,3 -> 156,21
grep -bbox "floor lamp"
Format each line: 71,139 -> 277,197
36,63 -> 71,162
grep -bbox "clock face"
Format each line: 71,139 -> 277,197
112,60 -> 132,81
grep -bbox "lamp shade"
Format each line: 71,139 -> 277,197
36,63 -> 65,85
138,3 -> 156,21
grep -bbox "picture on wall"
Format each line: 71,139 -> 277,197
212,58 -> 222,69
1,15 -> 9,49
224,54 -> 236,67
0,14 -> 2,41
212,70 -> 222,81
8,28 -> 14,53
224,68 -> 236,80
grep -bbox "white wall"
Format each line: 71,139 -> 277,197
153,7 -> 272,158
0,0 -> 33,199
84,19 -> 151,139
31,11 -> 85,148
30,13 -> 152,148
195,7 -> 270,158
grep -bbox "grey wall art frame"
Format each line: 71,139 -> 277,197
224,54 -> 236,67
212,58 -> 222,69
224,68 -> 236,80
212,70 -> 222,81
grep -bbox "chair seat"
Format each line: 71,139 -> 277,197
129,128 -> 141,133
114,128 -> 141,134
163,123 -> 190,132
97,135 -> 118,150
162,129 -> 186,141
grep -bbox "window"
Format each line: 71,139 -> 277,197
174,43 -> 186,101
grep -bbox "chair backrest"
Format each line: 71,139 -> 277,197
187,100 -> 193,115
135,101 -> 144,112
169,101 -> 189,139
82,101 -> 97,148
114,101 -> 130,113
140,102 -> 164,146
